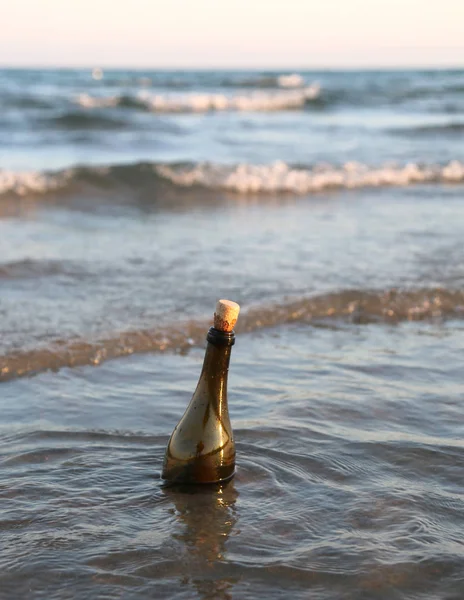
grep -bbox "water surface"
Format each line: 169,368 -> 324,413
1,68 -> 464,599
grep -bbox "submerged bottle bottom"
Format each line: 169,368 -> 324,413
162,458 -> 235,485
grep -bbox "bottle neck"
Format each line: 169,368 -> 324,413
200,328 -> 234,400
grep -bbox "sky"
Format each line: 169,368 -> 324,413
1,0 -> 464,68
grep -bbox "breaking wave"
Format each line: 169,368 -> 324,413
0,169 -> 71,197
76,84 -> 321,113
156,160 -> 464,194
2,160 -> 464,199
1,287 -> 463,381
5,75 -> 464,117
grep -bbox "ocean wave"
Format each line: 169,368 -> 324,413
391,122 -> 464,136
47,111 -> 129,130
76,93 -> 146,110
222,73 -> 306,88
1,287 -> 463,381
2,160 -> 464,199
399,83 -> 464,101
1,94 -> 56,110
4,75 -> 464,117
277,74 -> 305,88
76,85 -> 321,113
155,160 -> 464,194
0,169 -> 71,197
0,259 -> 86,280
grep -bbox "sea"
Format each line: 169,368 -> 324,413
0,68 -> 463,599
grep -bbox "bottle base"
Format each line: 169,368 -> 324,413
161,462 -> 235,486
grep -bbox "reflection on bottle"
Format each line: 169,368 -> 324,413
163,482 -> 239,600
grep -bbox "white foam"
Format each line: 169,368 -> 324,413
76,93 -> 119,108
4,160 -> 464,198
156,160 -> 464,194
0,170 -> 71,196
76,85 -> 321,113
91,67 -> 103,81
277,74 -> 305,88
140,85 -> 320,112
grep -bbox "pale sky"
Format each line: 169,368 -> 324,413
1,0 -> 464,68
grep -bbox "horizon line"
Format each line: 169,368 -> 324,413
1,63 -> 464,71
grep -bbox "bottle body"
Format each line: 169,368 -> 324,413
162,328 -> 235,484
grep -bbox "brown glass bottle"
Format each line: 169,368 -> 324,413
162,300 -> 239,485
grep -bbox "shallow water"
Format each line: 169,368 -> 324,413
1,322 -> 464,599
1,184 -> 464,375
1,68 -> 464,598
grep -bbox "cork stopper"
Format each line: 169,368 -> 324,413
214,299 -> 240,333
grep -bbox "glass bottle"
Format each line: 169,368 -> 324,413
162,300 -> 240,484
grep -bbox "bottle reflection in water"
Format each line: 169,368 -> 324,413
162,300 -> 240,485
164,483 -> 239,600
